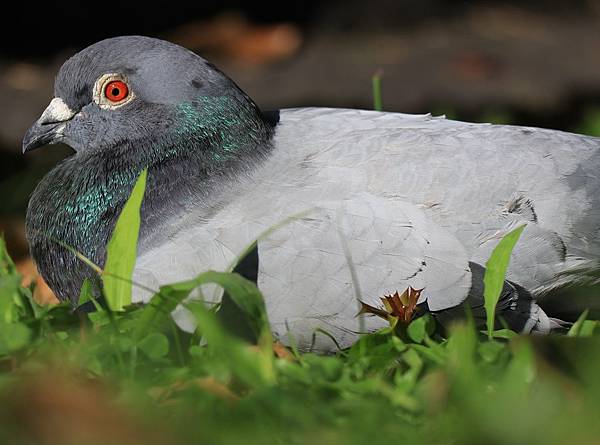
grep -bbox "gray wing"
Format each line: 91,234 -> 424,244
256,192 -> 471,350
274,108 -> 600,294
134,191 -> 471,352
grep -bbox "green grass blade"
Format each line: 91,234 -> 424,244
132,279 -> 200,342
186,300 -> 275,386
0,236 -> 17,277
198,270 -> 272,348
134,270 -> 272,348
568,309 -> 589,337
483,225 -> 526,339
372,71 -> 383,111
567,309 -> 598,337
103,169 -> 147,311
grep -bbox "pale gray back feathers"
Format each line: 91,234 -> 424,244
133,108 -> 600,351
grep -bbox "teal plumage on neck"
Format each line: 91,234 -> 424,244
26,153 -> 136,301
176,97 -> 272,163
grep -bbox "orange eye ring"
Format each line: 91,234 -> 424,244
104,80 -> 129,102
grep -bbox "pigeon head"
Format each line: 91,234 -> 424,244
23,36 -> 277,303
23,35 -> 270,157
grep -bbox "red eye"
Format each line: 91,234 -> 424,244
104,80 -> 129,102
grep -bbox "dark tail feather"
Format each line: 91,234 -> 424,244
430,262 -> 572,334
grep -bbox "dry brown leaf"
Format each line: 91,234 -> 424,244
16,257 -> 59,305
196,377 -> 239,402
359,287 -> 423,324
167,13 -> 302,65
273,341 -> 295,361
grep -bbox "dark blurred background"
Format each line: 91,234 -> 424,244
2,0 -> 600,301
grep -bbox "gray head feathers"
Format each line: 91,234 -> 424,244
23,36 -> 277,302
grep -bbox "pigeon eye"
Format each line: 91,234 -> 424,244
104,80 -> 129,102
93,73 -> 135,109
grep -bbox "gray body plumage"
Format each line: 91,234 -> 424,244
134,108 -> 600,349
23,36 -> 600,352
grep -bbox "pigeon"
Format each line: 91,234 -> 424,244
23,36 -> 600,351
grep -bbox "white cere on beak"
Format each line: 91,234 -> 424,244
38,97 -> 76,125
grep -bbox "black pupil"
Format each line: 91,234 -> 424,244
111,87 -> 120,97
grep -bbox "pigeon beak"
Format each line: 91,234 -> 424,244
22,97 -> 76,154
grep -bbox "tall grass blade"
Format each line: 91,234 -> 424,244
483,225 -> 525,339
0,236 -> 17,277
372,71 -> 383,111
103,169 -> 147,311
135,270 -> 272,349
186,300 -> 275,386
568,309 -> 598,337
